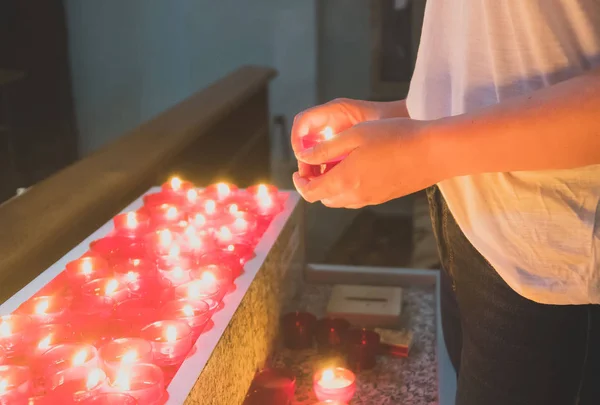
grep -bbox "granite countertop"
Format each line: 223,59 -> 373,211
271,284 -> 438,405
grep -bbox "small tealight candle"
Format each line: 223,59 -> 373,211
205,182 -> 238,202
159,266 -> 192,287
99,338 -> 153,380
17,295 -> 69,325
0,314 -> 33,358
89,236 -> 137,261
280,312 -> 317,350
47,367 -> 106,403
81,392 -> 138,405
114,298 -> 161,335
39,344 -> 99,385
175,274 -> 223,312
191,264 -> 235,292
113,211 -> 149,239
160,299 -> 211,339
142,191 -> 184,208
0,365 -> 31,404
127,274 -> 174,304
108,363 -> 166,405
345,329 -> 381,371
140,320 -> 193,366
30,323 -> 74,357
147,204 -> 186,226
82,278 -> 130,305
65,257 -> 110,286
162,176 -> 194,195
313,367 -> 356,404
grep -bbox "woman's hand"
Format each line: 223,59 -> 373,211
291,98 -> 408,177
292,118 -> 446,208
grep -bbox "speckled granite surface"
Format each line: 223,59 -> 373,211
272,284 -> 438,405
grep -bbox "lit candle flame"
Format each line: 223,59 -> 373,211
113,368 -> 131,391
201,271 -> 217,285
0,379 -> 7,395
204,200 -> 216,215
216,183 -> 230,200
186,189 -> 198,204
35,299 -> 50,315
182,304 -> 195,317
125,212 -> 138,229
217,226 -> 233,242
120,350 -> 138,365
86,369 -> 104,391
189,236 -> 202,250
233,218 -> 247,232
227,244 -> 235,252
158,229 -> 173,248
192,213 -> 206,227
165,325 -> 178,343
81,258 -> 94,276
258,194 -> 273,209
168,244 -> 180,259
165,206 -> 178,220
228,204 -> 239,215
104,279 -> 120,296
321,126 -> 334,140
0,320 -> 11,337
321,369 -> 335,383
72,349 -> 89,367
256,184 -> 269,199
170,177 -> 182,191
132,259 -> 141,266
38,334 -> 52,351
184,225 -> 197,238
125,271 -> 138,283
171,267 -> 185,281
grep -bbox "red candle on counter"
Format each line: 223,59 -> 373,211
107,363 -> 166,405
127,274 -> 174,304
160,299 -> 211,339
113,258 -> 157,283
140,320 -> 193,366
46,367 -> 106,403
223,243 -> 256,265
39,344 -> 99,386
161,176 -> 194,195
145,204 -> 187,227
0,365 -> 31,404
280,312 -> 317,350
313,367 -> 356,404
315,318 -> 351,353
113,211 -> 149,239
98,338 -> 153,381
81,278 -> 130,305
65,257 -> 111,287
244,368 -> 296,405
191,264 -> 235,292
204,182 -> 238,202
175,275 -> 224,313
17,295 -> 70,325
114,298 -> 161,335
345,329 -> 380,371
82,392 -> 138,405
0,314 -> 33,358
30,323 -> 74,358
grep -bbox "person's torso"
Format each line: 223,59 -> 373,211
406,0 -> 600,304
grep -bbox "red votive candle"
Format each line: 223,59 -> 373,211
89,236 -> 139,262
69,297 -> 114,342
65,257 -> 111,287
159,266 -> 192,287
281,312 -> 317,350
82,392 -> 138,405
223,243 -> 256,265
161,176 -> 194,195
191,264 -> 235,292
127,274 -> 174,304
140,320 -> 193,366
245,368 -> 296,405
197,251 -> 246,278
81,277 -> 130,305
345,329 -> 381,371
30,323 -> 74,358
315,318 -> 351,353
175,276 -> 224,313
113,211 -> 149,239
204,182 -> 238,202
39,344 -> 99,386
114,298 -> 160,335
313,367 -> 356,404
17,295 -> 70,325
47,367 -> 106,403
0,365 -> 31,404
99,338 -> 153,381
113,258 -> 158,284
107,363 -> 166,405
160,299 -> 211,339
146,204 -> 187,227
0,314 -> 33,358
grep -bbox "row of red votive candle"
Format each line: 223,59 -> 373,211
0,179 -> 286,404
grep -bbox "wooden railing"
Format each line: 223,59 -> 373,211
0,65 -> 277,303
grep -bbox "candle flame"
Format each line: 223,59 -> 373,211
184,225 -> 197,238
72,349 -> 89,366
132,259 -> 141,266
86,368 -> 104,391
113,368 -> 131,391
321,369 -> 335,383
125,212 -> 138,229
321,126 -> 334,140
189,236 -> 202,250
170,176 -> 182,191
192,213 -> 206,227
165,206 -> 178,220
171,267 -> 185,280
0,379 -> 7,395
182,304 -> 195,317
158,229 -> 173,248
0,320 -> 11,337
120,350 -> 138,365
201,271 -> 217,285
256,184 -> 269,198
233,218 -> 247,232
168,244 -> 180,259
216,183 -> 230,199
38,334 -> 52,351
81,258 -> 94,276
105,279 -> 120,296
35,299 -> 50,315
228,204 -> 239,215
204,200 -> 216,215
186,189 -> 198,204
218,226 -> 233,242
227,244 -> 235,252
125,271 -> 138,283
165,325 -> 178,343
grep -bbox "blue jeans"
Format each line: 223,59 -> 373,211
427,185 -> 600,405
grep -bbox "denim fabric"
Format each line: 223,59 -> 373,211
426,185 -> 600,405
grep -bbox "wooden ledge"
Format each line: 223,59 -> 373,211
0,65 -> 277,303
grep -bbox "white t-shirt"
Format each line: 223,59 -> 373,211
406,0 -> 600,304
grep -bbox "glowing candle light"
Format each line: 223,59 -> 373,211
165,206 -> 178,221
106,364 -> 165,404
204,200 -> 216,216
170,177 -> 182,191
0,366 -> 30,403
0,320 -> 11,337
140,321 -> 193,366
73,349 -> 89,367
66,257 -> 110,286
321,126 -> 334,140
160,265 -> 191,286
46,367 -> 105,403
216,226 -> 233,243
191,213 -> 207,227
159,229 -> 173,248
82,278 -> 129,305
186,189 -> 198,205
313,367 -> 356,403
0,315 -> 32,358
124,271 -> 139,283
216,183 -> 230,200
104,279 -> 119,297
125,212 -> 137,229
